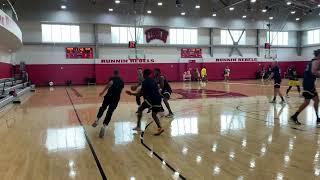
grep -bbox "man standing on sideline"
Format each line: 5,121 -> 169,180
154,68 -> 174,118
291,49 -> 320,126
92,70 -> 124,138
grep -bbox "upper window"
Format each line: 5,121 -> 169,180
41,24 -> 80,43
169,29 -> 198,44
267,31 -> 288,46
221,30 -> 246,45
111,27 -> 144,44
307,29 -> 320,45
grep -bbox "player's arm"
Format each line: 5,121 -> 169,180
159,76 -> 165,90
99,80 -> 113,97
126,87 -> 142,96
312,60 -> 320,77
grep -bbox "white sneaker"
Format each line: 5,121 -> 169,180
99,125 -> 106,138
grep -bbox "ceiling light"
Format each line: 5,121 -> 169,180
157,2 -> 163,6
269,16 -> 273,20
181,12 -> 186,16
250,0 -> 256,2
61,5 -> 66,9
212,13 -> 217,17
115,0 -> 120,4
291,11 -> 296,14
287,1 -> 292,5
242,15 -> 247,18
195,5 -> 200,9
109,8 -> 113,12
229,7 -> 234,11
318,4 -> 320,7
147,10 -> 152,14
262,9 -> 267,13
296,17 -> 300,21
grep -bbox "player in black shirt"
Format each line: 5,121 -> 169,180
126,69 -> 165,136
92,70 -> 124,138
154,68 -> 174,117
269,62 -> 285,103
291,49 -> 320,126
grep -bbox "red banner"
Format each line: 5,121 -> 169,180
181,48 -> 202,58
145,28 -> 168,43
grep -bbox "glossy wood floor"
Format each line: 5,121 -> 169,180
1,80 -> 320,180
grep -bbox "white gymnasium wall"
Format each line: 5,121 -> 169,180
0,50 -> 13,64
16,21 -> 307,65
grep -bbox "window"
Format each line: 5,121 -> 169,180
111,27 -> 144,44
41,24 -> 80,43
221,30 -> 246,45
307,29 -> 320,45
267,31 -> 288,46
169,29 -> 198,44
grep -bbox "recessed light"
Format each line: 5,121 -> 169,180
250,0 -> 256,2
212,13 -> 217,17
291,11 -> 296,14
109,8 -> 113,12
262,9 -> 267,13
296,18 -> 300,21
181,12 -> 186,16
157,2 -> 162,6
242,15 -> 247,18
147,10 -> 152,14
195,5 -> 200,9
2,3 -> 5,6
229,7 -> 234,11
318,4 -> 320,7
287,1 -> 292,5
269,16 -> 273,20
115,0 -> 120,4
61,5 -> 66,9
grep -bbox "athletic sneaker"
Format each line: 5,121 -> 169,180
132,126 -> 142,131
154,128 -> 165,136
286,94 -> 290,98
99,125 -> 106,138
165,113 -> 174,118
291,115 -> 302,125
317,119 -> 320,128
92,119 -> 100,128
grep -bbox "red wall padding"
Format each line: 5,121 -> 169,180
24,61 -> 309,85
0,62 -> 12,78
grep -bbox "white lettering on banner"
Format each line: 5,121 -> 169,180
215,58 -> 258,62
101,58 -> 155,64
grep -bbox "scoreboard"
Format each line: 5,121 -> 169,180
181,48 -> 202,58
66,47 -> 94,59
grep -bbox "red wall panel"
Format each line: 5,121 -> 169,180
24,61 -> 309,85
0,62 -> 12,78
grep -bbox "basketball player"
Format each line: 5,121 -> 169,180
201,66 -> 207,82
92,70 -> 124,138
224,66 -> 231,82
286,65 -> 301,97
135,67 -> 144,106
291,49 -> 320,126
269,62 -> 285,103
154,68 -> 174,117
126,69 -> 165,136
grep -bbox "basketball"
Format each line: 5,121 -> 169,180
49,81 -> 54,87
131,85 -> 137,91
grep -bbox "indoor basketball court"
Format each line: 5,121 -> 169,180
1,0 -> 320,180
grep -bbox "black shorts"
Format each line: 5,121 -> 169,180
162,91 -> 171,99
303,90 -> 318,100
274,81 -> 281,88
138,100 -> 164,113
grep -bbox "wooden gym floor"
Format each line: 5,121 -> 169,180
1,80 -> 320,180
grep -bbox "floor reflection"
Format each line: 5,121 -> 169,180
114,122 -> 134,145
45,126 -> 85,152
220,111 -> 246,133
265,104 -> 288,126
171,117 -> 198,137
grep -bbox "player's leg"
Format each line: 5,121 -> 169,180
99,99 -> 120,138
133,101 -> 149,131
291,92 -> 312,125
163,92 -> 173,117
286,86 -> 292,96
151,106 -> 164,136
312,93 -> 320,124
93,96 -> 110,127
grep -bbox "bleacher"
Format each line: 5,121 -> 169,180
0,76 -> 34,109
